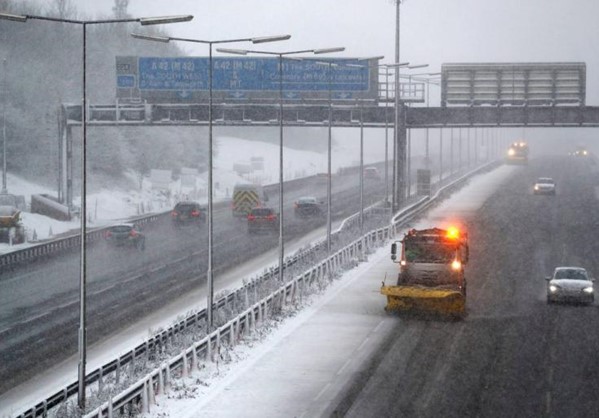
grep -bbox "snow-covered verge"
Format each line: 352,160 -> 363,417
1,135 -> 387,255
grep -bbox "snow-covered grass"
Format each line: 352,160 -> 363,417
1,135 -> 389,254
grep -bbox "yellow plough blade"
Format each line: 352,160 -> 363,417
381,285 -> 465,318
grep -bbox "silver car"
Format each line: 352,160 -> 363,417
533,177 -> 556,195
546,267 -> 594,304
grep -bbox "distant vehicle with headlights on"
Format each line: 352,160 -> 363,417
505,141 -> 529,164
533,177 -> 556,195
104,223 -> 146,251
247,207 -> 278,234
171,201 -> 206,227
294,196 -> 324,219
573,145 -> 589,157
546,267 -> 594,305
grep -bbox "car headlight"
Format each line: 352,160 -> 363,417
583,286 -> 593,294
549,285 -> 558,293
534,185 -> 539,190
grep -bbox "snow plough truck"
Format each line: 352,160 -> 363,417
381,227 -> 469,318
505,141 -> 529,164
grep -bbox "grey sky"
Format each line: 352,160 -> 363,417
32,0 -> 599,151
36,0 -> 599,102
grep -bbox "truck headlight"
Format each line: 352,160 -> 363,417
583,286 -> 593,294
451,260 -> 461,270
549,285 -> 558,293
534,185 -> 539,191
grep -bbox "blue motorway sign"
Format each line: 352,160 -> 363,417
135,57 -> 370,92
117,75 -> 135,88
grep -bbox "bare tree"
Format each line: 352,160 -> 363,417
112,0 -> 130,19
51,0 -> 76,19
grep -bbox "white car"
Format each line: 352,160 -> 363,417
546,267 -> 594,304
533,177 -> 556,195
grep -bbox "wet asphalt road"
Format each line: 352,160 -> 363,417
332,155 -> 599,418
0,171 -> 387,394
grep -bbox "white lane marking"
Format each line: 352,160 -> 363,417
479,272 -> 492,295
421,324 -> 466,409
544,311 -> 559,415
314,382 -> 331,401
20,310 -> 51,324
357,336 -> 370,351
56,301 -> 77,310
336,359 -> 352,376
373,319 -> 385,333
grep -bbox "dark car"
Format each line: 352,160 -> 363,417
247,207 -> 278,234
171,201 -> 206,227
294,196 -> 324,219
104,223 -> 145,250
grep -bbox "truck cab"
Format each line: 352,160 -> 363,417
390,227 -> 469,294
383,227 -> 469,317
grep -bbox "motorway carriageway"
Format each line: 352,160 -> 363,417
132,163 -> 521,417
0,200 -> 357,417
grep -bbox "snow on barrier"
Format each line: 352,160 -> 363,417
13,161 -> 499,418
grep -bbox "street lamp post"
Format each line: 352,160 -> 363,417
2,59 -> 6,194
398,65 -> 428,199
312,60 -> 338,255
477,128 -> 480,163
439,128 -> 443,183
467,127 -> 471,168
131,33 -> 289,332
0,11 -> 193,409
217,46 -> 344,284
344,62 -> 408,221
412,73 -> 441,169
450,127 -> 454,174
393,0 -> 401,212
347,57 -> 385,234
314,58 -> 394,253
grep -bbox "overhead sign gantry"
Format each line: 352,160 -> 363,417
116,56 -> 380,102
441,62 -> 586,107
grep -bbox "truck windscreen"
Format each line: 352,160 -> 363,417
405,242 -> 455,263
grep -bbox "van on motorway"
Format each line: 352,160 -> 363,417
232,183 -> 269,217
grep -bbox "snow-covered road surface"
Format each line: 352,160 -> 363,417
143,165 -> 517,417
